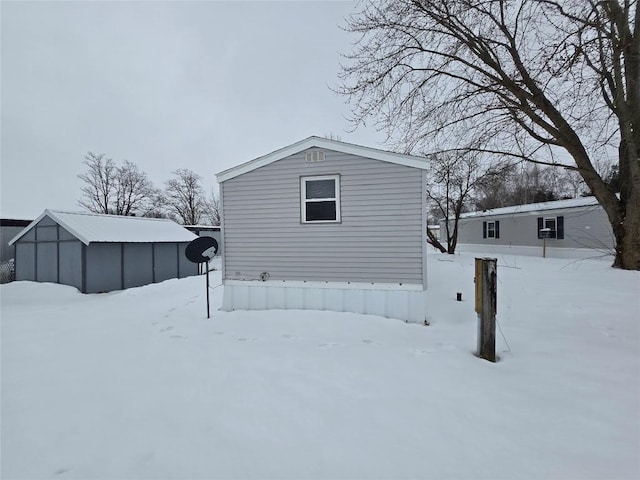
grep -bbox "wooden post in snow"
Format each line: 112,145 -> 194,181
475,258 -> 497,362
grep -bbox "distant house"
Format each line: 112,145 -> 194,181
9,210 -> 198,293
216,136 -> 430,323
440,197 -> 614,258
1,218 -> 33,263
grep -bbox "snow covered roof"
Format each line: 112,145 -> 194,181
9,210 -> 197,246
184,224 -> 221,230
456,196 -> 601,220
216,136 -> 429,183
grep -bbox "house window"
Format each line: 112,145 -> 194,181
537,216 -> 564,239
301,175 -> 340,223
482,220 -> 500,239
544,217 -> 557,238
487,221 -> 496,238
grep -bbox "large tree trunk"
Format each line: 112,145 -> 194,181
614,191 -> 640,269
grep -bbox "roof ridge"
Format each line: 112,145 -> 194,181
47,210 -> 175,223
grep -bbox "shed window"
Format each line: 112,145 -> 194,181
301,175 -> 340,223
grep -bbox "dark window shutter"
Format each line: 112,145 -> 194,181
557,216 -> 564,239
495,220 -> 500,239
537,217 -> 543,239
483,221 -> 487,238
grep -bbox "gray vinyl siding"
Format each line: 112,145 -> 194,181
453,204 -> 614,251
222,150 -> 424,284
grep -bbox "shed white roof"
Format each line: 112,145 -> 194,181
216,136 -> 429,183
457,196 -> 601,220
9,210 -> 197,246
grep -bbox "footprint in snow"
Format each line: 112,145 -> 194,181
171,334 -> 187,340
160,326 -> 174,332
410,348 -> 436,355
282,334 -> 298,340
54,467 -> 72,476
317,342 -> 342,349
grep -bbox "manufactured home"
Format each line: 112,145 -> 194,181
9,210 -> 198,293
441,197 -> 614,258
216,136 -> 430,323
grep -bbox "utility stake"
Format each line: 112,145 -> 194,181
475,257 -> 497,362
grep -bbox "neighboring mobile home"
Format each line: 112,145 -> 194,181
441,197 -> 614,258
9,210 -> 198,293
216,136 -> 430,323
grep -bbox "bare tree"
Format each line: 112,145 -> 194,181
78,153 -> 156,216
426,152 -> 508,253
340,0 -> 639,270
164,169 -> 207,225
78,152 -> 116,214
475,163 -> 565,210
113,161 -> 156,216
203,189 -> 221,226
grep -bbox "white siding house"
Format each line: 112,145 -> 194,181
216,136 -> 430,323
441,197 -> 615,259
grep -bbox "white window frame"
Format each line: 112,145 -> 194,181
544,217 -> 557,238
300,175 -> 341,223
487,221 -> 496,238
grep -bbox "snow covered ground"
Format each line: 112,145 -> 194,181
1,252 -> 639,479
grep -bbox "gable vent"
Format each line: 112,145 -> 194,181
305,150 -> 325,163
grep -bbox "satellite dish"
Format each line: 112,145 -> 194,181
185,236 -> 219,263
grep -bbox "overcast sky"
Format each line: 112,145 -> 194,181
1,1 -> 385,219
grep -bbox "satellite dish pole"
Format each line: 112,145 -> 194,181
205,258 -> 210,318
185,237 -> 219,318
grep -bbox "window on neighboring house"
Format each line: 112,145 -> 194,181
537,216 -> 564,239
301,175 -> 340,223
483,220 -> 500,239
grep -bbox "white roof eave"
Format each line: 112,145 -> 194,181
216,136 -> 429,183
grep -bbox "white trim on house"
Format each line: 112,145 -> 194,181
221,281 -> 427,323
216,136 -> 429,183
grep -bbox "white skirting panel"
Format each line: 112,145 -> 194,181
221,280 -> 427,323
